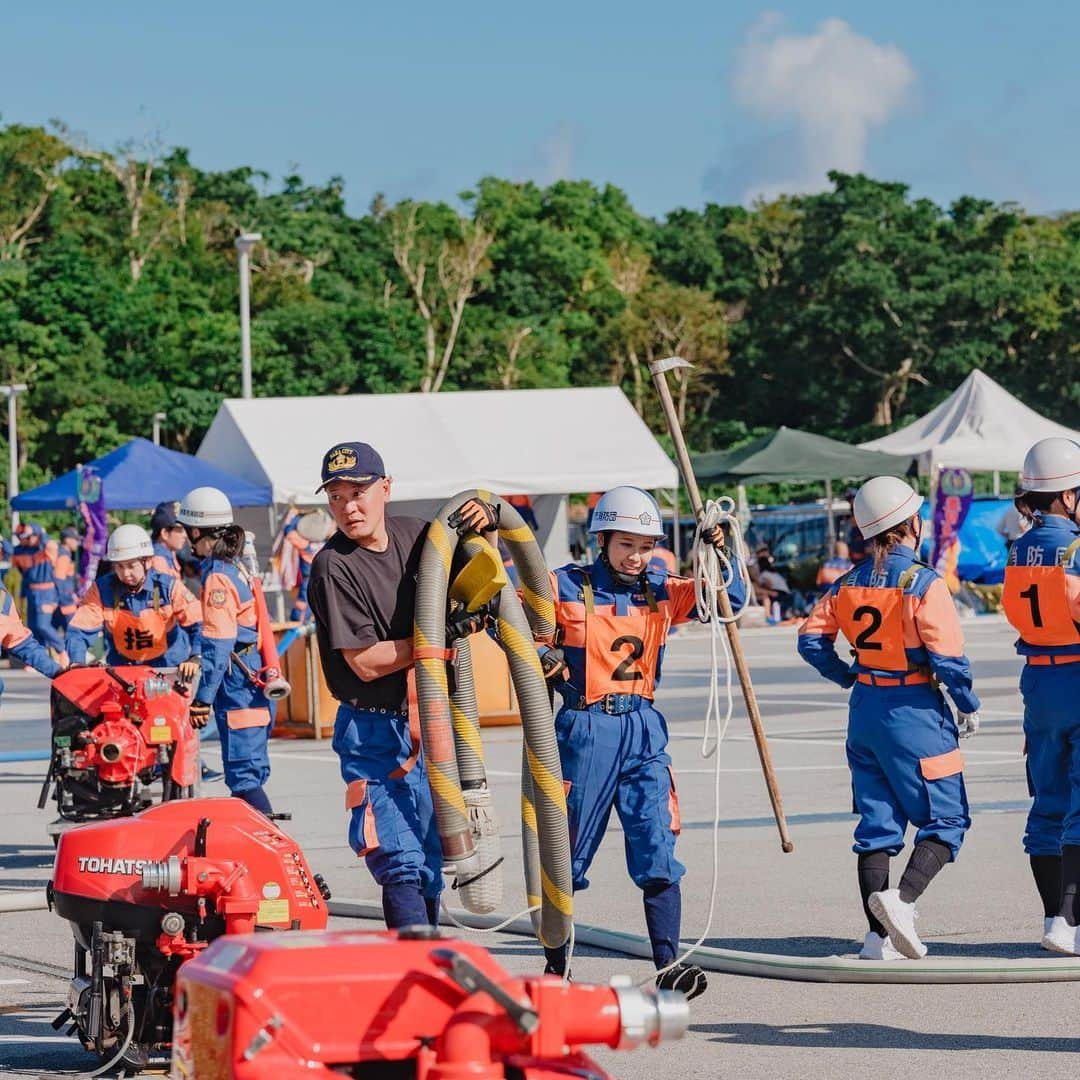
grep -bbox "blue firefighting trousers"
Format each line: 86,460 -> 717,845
846,683 -> 970,859
332,702 -> 443,900
1022,662 -> 1080,855
26,595 -> 66,654
555,697 -> 685,891
212,657 -> 272,795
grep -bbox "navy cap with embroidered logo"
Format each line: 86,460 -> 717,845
316,442 -> 386,493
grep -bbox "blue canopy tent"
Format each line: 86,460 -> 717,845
12,438 -> 272,511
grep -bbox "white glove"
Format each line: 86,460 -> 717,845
957,711 -> 980,740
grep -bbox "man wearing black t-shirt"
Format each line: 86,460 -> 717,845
307,441 -> 498,928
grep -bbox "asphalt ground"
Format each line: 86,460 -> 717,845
3,614 -> 1079,1078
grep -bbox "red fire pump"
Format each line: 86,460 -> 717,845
40,665 -> 200,831
48,797 -> 330,1073
171,929 -> 687,1079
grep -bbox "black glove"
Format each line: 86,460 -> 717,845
700,524 -> 726,550
446,600 -> 490,642
189,701 -> 212,729
447,498 -> 500,537
538,645 -> 568,681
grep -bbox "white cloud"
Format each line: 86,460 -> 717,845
733,14 -> 915,202
518,124 -> 574,186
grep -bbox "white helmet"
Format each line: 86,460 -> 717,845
106,524 -> 154,562
1019,438 -> 1080,494
589,486 -> 664,537
853,476 -> 924,540
178,486 -> 234,528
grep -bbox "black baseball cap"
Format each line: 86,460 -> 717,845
316,442 -> 386,493
60,526 -> 80,541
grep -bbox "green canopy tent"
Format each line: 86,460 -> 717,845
692,426 -> 914,554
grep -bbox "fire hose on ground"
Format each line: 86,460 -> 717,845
5,887 -> 1080,984
325,897 -> 1080,985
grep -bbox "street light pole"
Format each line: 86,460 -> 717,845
235,233 -> 262,399
152,411 -> 166,446
0,384 -> 29,540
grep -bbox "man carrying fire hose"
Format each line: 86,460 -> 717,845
307,441 -> 497,930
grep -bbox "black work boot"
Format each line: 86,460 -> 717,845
656,961 -> 707,1000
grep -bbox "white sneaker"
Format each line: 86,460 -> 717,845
1042,916 -> 1054,950
1041,916 -> 1080,955
859,931 -> 903,961
868,889 -> 927,959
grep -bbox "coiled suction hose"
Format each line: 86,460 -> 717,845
413,492 -> 572,948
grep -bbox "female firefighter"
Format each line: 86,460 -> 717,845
1001,438 -> 1080,954
540,485 -> 745,1000
798,476 -> 980,961
67,525 -> 202,677
178,486 -> 275,815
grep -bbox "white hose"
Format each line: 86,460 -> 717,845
649,497 -> 750,987
0,890 -> 48,914
440,896 -> 575,984
71,1002 -> 136,1080
327,899 -> 1080,984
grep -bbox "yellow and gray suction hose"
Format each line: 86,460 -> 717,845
413,491 -> 572,948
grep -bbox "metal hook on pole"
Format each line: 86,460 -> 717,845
648,356 -> 794,853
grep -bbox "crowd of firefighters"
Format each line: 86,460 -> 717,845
0,433 -> 1077,989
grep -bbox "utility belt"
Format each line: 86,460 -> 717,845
339,699 -> 406,717
568,691 -> 651,715
341,700 -> 409,720
1026,654 -> 1080,667
855,668 -> 933,688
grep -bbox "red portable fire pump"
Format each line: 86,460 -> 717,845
48,797 -> 330,1072
40,665 -> 200,833
172,929 -> 687,1079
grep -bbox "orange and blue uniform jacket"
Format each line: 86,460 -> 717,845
12,524 -> 66,654
1001,514 -> 1080,662
551,561 -> 739,706
0,586 -> 62,694
797,545 -> 978,711
195,558 -> 272,796
151,540 -> 182,578
1001,514 -> 1080,855
66,568 -> 202,667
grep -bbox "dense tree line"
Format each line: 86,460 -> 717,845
0,120 -> 1076,497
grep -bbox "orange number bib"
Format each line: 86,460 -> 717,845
836,585 -> 908,671
107,606 -> 169,663
582,574 -> 669,703
1002,565 -> 1080,647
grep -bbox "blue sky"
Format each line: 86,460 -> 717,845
3,2 -> 1076,218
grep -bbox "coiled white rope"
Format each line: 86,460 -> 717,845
649,495 -> 750,987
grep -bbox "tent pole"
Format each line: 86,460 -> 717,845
267,502 -> 285,622
993,470 -> 1001,497
824,478 -> 836,558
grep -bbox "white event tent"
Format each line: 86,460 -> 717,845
860,369 -> 1080,478
197,387 -> 678,567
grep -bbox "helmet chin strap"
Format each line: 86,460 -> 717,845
598,536 -> 645,587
